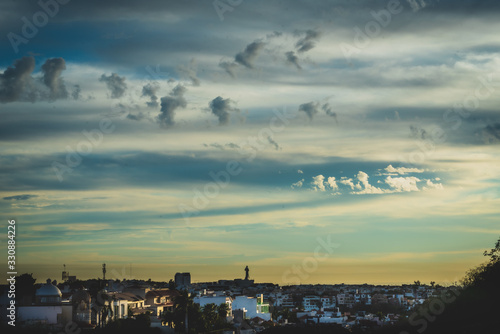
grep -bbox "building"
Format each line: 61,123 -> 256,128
303,295 -> 321,311
320,295 -> 336,309
372,294 -> 389,305
18,279 -> 72,327
274,293 -> 295,308
232,295 -> 271,321
71,288 -> 92,327
107,291 -> 145,317
337,293 -> 355,308
174,272 -> 191,288
145,289 -> 179,317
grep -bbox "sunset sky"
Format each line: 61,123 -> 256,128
1,0 -> 499,285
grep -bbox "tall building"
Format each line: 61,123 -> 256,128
174,272 -> 191,287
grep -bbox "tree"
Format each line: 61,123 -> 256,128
162,309 -> 175,328
92,290 -> 113,327
100,314 -> 157,334
483,236 -> 500,261
217,302 -> 230,320
384,236 -> 500,334
462,236 -> 500,289
15,273 -> 36,305
135,313 -> 151,328
163,294 -> 231,333
201,303 -> 218,331
166,289 -> 204,333
175,290 -> 193,333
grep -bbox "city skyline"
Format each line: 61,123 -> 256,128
1,0 -> 500,286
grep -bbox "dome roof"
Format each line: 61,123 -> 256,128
36,279 -> 62,297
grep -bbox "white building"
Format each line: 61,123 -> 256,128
108,291 -> 145,318
18,279 -> 72,326
273,293 -> 294,308
232,295 -> 271,321
320,296 -> 336,309
303,296 -> 321,311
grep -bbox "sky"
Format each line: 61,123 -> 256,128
1,0 -> 499,286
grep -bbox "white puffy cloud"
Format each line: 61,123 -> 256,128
340,177 -> 355,190
385,176 -> 421,192
291,179 -> 304,189
355,171 -> 385,194
311,175 -> 326,191
327,176 -> 338,190
423,179 -> 444,191
385,165 -> 424,175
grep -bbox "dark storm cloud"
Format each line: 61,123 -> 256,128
226,143 -> 240,149
0,56 -> 35,103
142,82 -> 159,108
299,102 -> 320,120
158,85 -> 187,128
204,143 -> 225,150
41,58 -> 68,100
235,41 -> 265,69
295,30 -> 320,53
0,57 -> 72,103
99,73 -> 127,98
410,125 -> 430,140
209,96 -> 238,125
72,85 -> 81,100
322,103 -> 337,120
219,61 -> 238,78
299,101 -> 338,121
267,31 -> 283,39
285,51 -> 301,70
3,194 -> 38,201
203,142 -> 241,150
126,112 -> 148,121
219,40 -> 266,77
267,136 -> 281,151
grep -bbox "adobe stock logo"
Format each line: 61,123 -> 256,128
340,0 -> 404,62
7,0 -> 72,54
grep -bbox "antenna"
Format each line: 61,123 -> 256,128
102,263 -> 106,280
62,264 -> 69,282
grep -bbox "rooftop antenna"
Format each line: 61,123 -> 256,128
102,263 -> 106,280
62,264 -> 69,282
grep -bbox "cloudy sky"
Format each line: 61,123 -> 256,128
1,0 -> 499,285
